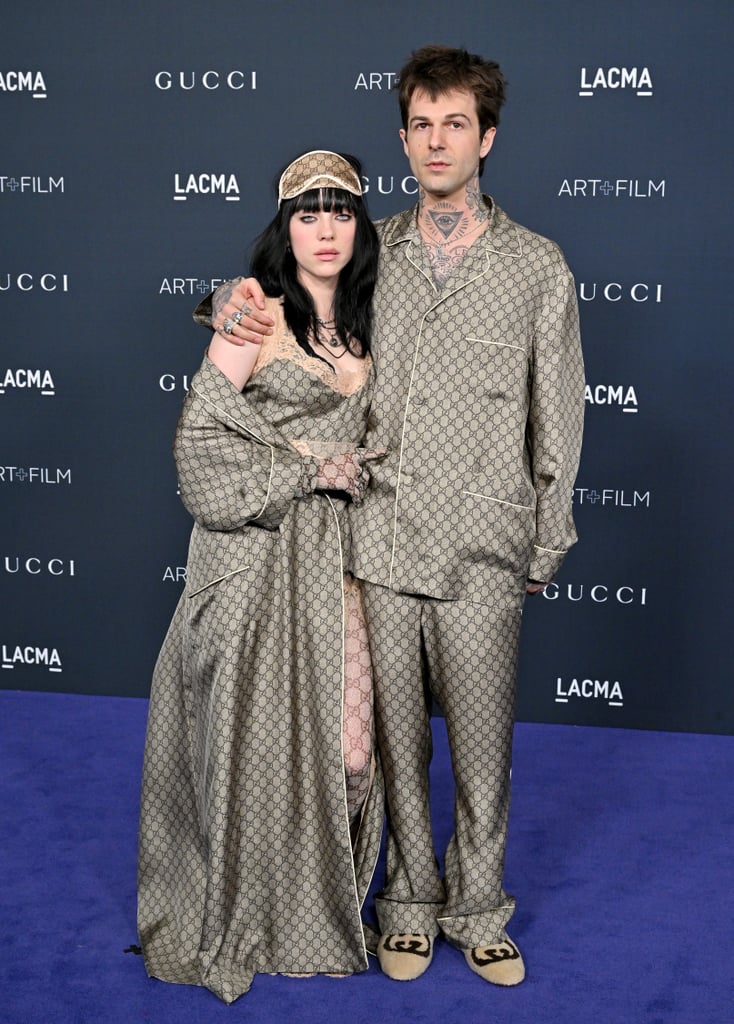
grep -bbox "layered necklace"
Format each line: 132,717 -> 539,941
314,315 -> 349,359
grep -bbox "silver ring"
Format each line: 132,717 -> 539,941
240,303 -> 253,316
232,311 -> 244,325
222,318 -> 234,334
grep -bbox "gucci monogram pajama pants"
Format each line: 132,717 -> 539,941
361,579 -> 523,949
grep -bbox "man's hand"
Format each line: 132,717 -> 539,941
526,581 -> 547,595
213,277 -> 274,346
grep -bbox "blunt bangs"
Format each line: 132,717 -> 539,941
288,187 -> 362,216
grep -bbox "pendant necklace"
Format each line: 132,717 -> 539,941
315,316 -> 348,358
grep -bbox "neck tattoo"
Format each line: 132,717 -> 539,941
417,177 -> 490,288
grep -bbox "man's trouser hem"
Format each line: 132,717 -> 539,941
375,895 -> 443,937
437,901 -> 517,949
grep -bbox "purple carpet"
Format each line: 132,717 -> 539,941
1,689 -> 731,1023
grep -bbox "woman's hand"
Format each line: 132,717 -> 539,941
313,448 -> 387,503
213,277 -> 274,345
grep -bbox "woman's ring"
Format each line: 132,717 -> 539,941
222,318 -> 235,334
232,311 -> 244,325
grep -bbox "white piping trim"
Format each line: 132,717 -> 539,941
466,337 -> 524,352
484,225 -> 524,260
462,490 -> 535,512
187,566 -> 251,598
436,903 -> 516,923
190,382 -> 275,522
535,544 -> 567,555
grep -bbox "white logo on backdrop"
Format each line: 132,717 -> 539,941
1,645 -> 63,673
173,173 -> 240,202
579,67 -> 653,97
361,175 -> 418,196
0,176 -> 64,194
573,488 -> 650,509
0,70 -> 47,98
578,283 -> 662,303
159,374 -> 191,393
0,274 -> 69,292
2,557 -> 76,576
354,72 -> 398,90
0,369 -> 56,396
558,179 -> 665,198
555,677 -> 624,707
542,584 -> 648,605
163,566 -> 188,583
155,71 -> 257,91
0,466 -> 71,484
159,278 -> 228,297
585,385 -> 638,413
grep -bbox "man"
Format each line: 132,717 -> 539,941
201,45 -> 584,986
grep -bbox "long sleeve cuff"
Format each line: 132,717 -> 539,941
528,544 -> 568,584
193,293 -> 215,329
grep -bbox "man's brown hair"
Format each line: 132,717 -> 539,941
398,45 -> 507,174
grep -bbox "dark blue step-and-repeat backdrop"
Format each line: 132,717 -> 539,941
2,0 -> 732,733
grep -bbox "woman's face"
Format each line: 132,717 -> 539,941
288,203 -> 356,291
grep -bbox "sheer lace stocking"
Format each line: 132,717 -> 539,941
342,575 -> 374,824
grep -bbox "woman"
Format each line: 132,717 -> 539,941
138,151 -> 384,1003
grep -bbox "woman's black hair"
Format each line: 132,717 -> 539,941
249,154 -> 379,359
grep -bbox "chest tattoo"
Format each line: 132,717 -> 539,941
424,241 -> 471,290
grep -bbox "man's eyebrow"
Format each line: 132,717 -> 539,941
409,111 -> 472,123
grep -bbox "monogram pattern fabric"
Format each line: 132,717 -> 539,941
350,199 -> 585,599
278,149 -> 363,203
350,199 -> 583,947
138,302 -> 384,1003
187,201 -> 584,952
363,581 -> 522,946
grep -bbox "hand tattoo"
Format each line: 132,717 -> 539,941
212,277 -> 241,317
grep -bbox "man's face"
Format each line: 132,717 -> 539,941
400,87 -> 495,202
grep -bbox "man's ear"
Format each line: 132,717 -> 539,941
480,125 -> 496,158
